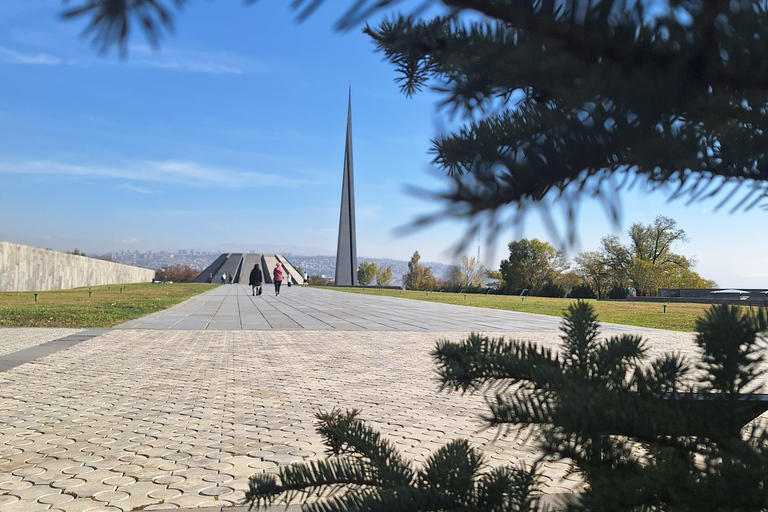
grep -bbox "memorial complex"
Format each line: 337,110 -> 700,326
192,253 -> 304,285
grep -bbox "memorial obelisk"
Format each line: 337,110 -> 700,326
335,91 -> 358,286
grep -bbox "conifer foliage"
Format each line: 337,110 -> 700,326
244,409 -> 540,511
434,302 -> 768,511
246,303 -> 768,511
361,0 -> 768,241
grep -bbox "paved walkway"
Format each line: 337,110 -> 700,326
116,284 -> 663,333
0,287 -> 697,512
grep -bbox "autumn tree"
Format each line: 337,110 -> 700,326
447,256 -> 485,291
601,216 -> 714,296
375,265 -> 393,286
403,251 -> 437,291
356,262 -> 377,286
308,275 -> 332,286
500,238 -> 568,295
573,251 -> 613,299
484,269 -> 504,290
155,264 -> 198,283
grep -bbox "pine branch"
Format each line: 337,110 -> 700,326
315,409 -> 413,486
632,353 -> 692,396
439,0 -> 666,70
245,407 -> 542,511
594,334 -> 647,389
417,439 -> 483,506
245,459 -> 380,508
433,332 -> 559,392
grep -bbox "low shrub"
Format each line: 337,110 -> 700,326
569,284 -> 597,299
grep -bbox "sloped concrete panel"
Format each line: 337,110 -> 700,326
193,253 -> 229,283
239,253 -> 262,283
216,253 -> 243,284
276,254 -> 304,284
262,254 -> 279,284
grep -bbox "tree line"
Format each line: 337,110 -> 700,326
404,216 -> 715,298
154,264 -> 199,283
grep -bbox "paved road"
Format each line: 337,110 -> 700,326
0,286 -> 697,512
116,284 -> 663,333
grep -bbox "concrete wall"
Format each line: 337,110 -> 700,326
659,288 -> 768,298
0,241 -> 156,292
651,288 -> 768,306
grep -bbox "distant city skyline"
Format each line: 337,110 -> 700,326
2,1 -> 767,289
93,247 -> 452,286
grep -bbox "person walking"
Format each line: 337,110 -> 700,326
221,272 -> 226,285
207,273 -> 213,284
249,263 -> 263,296
273,261 -> 284,296
303,272 -> 308,287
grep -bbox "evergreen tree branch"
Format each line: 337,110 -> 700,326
315,409 -> 414,485
433,333 -> 559,392
245,459 -> 380,508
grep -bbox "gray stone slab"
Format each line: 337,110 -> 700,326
113,284 -> 672,333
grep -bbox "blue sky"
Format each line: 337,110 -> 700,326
1,0 -> 767,288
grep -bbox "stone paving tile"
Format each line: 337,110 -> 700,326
0,328 -> 84,357
0,328 -> 704,511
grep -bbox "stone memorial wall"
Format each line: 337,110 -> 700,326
0,241 -> 155,292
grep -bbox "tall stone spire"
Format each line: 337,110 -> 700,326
335,90 -> 358,286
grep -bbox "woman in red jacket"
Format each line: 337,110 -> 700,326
273,262 -> 284,296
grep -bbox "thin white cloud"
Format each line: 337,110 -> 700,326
188,62 -> 244,75
127,45 -> 257,75
121,183 -> 155,194
0,159 -> 310,188
0,45 -> 60,65
0,40 -> 257,74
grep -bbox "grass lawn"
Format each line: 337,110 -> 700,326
331,288 -> 719,332
0,282 -> 213,328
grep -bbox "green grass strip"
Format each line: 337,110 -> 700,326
330,288 -> 717,332
0,283 -> 214,328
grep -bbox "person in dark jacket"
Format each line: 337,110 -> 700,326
249,264 -> 263,296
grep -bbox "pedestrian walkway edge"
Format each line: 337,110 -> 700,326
0,328 -> 110,372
